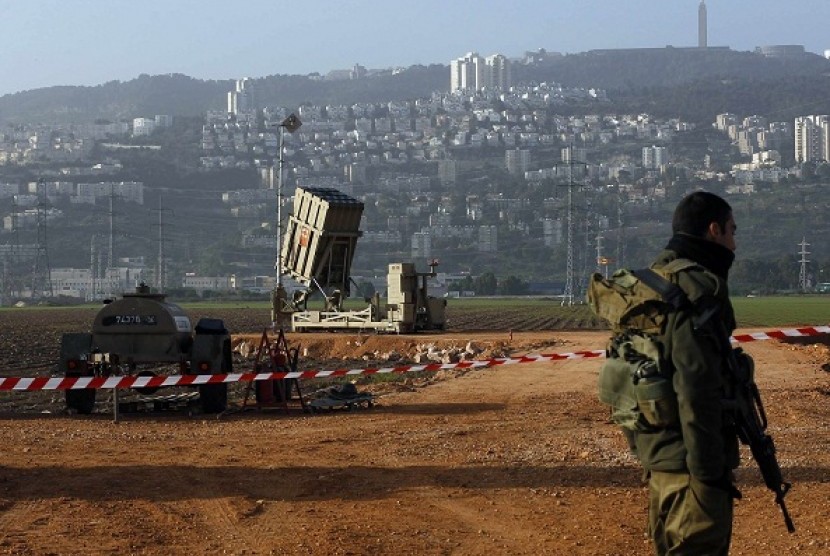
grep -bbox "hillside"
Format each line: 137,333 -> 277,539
0,66 -> 449,124
518,47 -> 830,90
2,48 -> 830,124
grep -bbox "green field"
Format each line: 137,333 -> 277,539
443,295 -> 829,330
2,295 -> 826,330
729,295 -> 830,328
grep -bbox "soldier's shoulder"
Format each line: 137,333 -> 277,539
675,264 -> 723,301
652,253 -> 723,302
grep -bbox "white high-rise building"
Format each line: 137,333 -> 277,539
132,117 -> 156,137
227,78 -> 253,116
794,115 -> 830,163
450,52 -> 485,92
485,54 -> 512,89
643,145 -> 668,169
715,113 -> 738,132
450,52 -> 512,92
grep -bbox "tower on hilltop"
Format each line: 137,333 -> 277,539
698,1 -> 708,48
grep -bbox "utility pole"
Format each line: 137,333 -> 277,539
556,146 -> 588,306
90,235 -> 97,301
595,230 -> 608,279
157,195 -> 168,291
109,184 -> 115,271
616,191 -> 626,269
798,237 -> 810,292
31,179 -> 53,298
271,113 -> 302,327
98,251 -> 105,296
1,257 -> 6,306
578,195 -> 593,298
10,195 -> 20,298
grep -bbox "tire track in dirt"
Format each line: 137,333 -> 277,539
165,467 -> 277,554
0,500 -> 40,553
428,494 -> 540,552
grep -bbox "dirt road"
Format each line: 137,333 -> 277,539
0,311 -> 828,555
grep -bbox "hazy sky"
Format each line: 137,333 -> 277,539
2,0 -> 828,96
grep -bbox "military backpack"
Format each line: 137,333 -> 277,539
587,259 -> 702,432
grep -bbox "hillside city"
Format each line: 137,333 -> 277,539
0,48 -> 829,305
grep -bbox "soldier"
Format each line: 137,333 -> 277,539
637,191 -> 740,555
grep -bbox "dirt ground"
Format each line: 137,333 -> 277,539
0,308 -> 828,555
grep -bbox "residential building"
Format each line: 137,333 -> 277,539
543,218 -> 564,246
450,52 -> 512,92
450,52 -> 485,92
132,118 -> 155,137
506,149 -> 531,175
485,54 -> 512,89
412,231 -> 432,258
182,274 -> 233,292
228,78 -> 253,116
478,225 -> 498,253
714,113 -> 738,132
438,159 -> 457,184
794,115 -> 830,163
642,145 -> 668,169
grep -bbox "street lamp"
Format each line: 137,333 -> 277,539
271,113 -> 302,327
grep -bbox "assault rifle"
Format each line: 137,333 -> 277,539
723,343 -> 795,533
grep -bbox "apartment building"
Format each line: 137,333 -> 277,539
505,149 -> 531,175
794,115 -> 830,163
643,145 -> 668,170
450,52 -> 512,92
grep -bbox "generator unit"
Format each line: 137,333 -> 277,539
59,284 -> 232,414
278,187 -> 446,333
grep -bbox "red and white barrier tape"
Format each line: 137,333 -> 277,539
730,326 -> 829,343
0,325 -> 827,392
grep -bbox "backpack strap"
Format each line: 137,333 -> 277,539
631,268 -> 690,310
632,265 -> 720,331
660,258 -> 700,274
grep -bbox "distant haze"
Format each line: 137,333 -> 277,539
2,0 -> 828,97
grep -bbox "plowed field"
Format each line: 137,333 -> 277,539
0,306 -> 828,555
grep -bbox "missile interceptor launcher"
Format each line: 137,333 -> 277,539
276,187 -> 446,333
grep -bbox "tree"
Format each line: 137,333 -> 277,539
448,276 -> 474,293
474,272 -> 498,295
498,275 -> 529,295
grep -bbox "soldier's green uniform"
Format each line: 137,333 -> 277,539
635,232 -> 740,556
